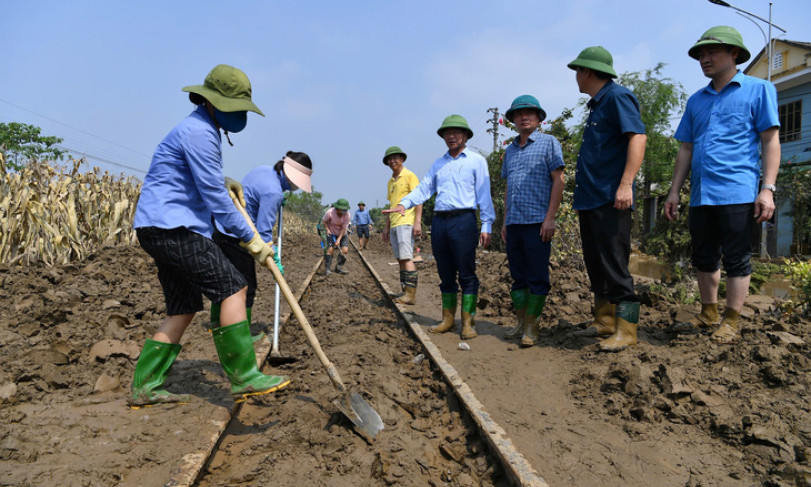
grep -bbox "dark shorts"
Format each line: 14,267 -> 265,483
137,227 -> 247,316
688,203 -> 753,277
356,224 -> 370,239
212,230 -> 258,308
327,234 -> 348,248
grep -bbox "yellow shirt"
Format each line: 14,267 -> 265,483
387,167 -> 419,228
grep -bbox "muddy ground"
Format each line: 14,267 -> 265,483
361,232 -> 811,487
1,227 -> 809,487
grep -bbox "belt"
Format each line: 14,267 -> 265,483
434,209 -> 475,218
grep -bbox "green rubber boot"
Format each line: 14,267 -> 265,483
211,303 -> 264,343
520,294 -> 547,347
600,301 -> 639,352
212,320 -> 291,401
505,288 -> 529,339
430,293 -> 457,334
128,339 -> 190,409
460,294 -> 478,340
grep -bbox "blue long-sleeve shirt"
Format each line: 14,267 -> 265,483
216,166 -> 290,243
400,148 -> 495,233
133,106 -> 254,241
353,208 -> 372,226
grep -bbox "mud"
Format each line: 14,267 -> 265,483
362,233 -> 811,487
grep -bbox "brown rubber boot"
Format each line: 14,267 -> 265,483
395,285 -> 417,305
505,288 -> 529,339
429,293 -> 457,334
600,301 -> 639,352
711,308 -> 740,344
574,296 -> 615,337
520,294 -> 546,347
460,294 -> 478,340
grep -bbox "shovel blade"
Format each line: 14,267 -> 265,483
333,392 -> 384,440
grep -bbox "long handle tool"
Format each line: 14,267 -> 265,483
267,204 -> 297,365
233,197 -> 384,441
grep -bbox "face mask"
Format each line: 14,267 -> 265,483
214,109 -> 247,133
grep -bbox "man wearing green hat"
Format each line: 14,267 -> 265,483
130,64 -> 290,408
500,95 -> 565,347
382,146 -> 422,305
568,47 -> 647,352
353,201 -> 372,250
664,26 -> 781,344
322,198 -> 352,275
384,115 -> 495,339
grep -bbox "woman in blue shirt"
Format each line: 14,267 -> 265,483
129,64 -> 291,408
210,151 -> 313,333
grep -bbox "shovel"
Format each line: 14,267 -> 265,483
232,197 -> 384,441
267,204 -> 297,366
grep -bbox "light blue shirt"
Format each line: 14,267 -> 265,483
674,71 -> 779,206
353,208 -> 372,225
133,106 -> 254,241
216,166 -> 288,243
400,148 -> 495,233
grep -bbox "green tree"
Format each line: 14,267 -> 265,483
0,122 -> 67,170
285,186 -> 326,223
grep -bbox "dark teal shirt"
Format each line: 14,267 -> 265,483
573,80 -> 646,211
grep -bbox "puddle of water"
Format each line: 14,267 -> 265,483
759,278 -> 793,299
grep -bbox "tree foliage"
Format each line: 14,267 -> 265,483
0,122 -> 67,170
284,186 -> 325,224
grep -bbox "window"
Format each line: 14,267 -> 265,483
778,100 -> 802,143
772,50 -> 784,71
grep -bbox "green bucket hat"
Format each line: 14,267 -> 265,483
382,146 -> 407,165
437,114 -> 473,139
567,46 -> 618,78
334,198 -> 350,211
688,26 -> 750,64
182,64 -> 265,115
505,94 -> 547,123
358,201 -> 366,206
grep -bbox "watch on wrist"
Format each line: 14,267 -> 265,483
761,183 -> 777,193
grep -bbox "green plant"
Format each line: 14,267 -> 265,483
749,261 -> 782,294
781,258 -> 811,317
0,122 -> 67,170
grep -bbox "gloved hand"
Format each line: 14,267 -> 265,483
240,233 -> 274,265
225,177 -> 246,207
271,250 -> 284,275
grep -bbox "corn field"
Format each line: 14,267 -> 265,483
0,158 -> 140,266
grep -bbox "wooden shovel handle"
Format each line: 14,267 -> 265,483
231,196 -> 347,393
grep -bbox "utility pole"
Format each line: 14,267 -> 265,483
486,107 -> 500,155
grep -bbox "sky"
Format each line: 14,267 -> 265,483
2,0 -> 809,210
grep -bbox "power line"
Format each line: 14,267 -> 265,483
0,97 -> 151,159
55,144 -> 147,174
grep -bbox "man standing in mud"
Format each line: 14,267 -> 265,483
323,199 -> 351,275
353,201 -> 372,250
664,26 -> 780,344
381,146 -> 422,305
568,46 -> 647,352
500,95 -> 565,348
384,115 -> 495,340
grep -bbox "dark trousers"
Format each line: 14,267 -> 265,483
506,223 -> 552,295
212,230 -> 258,308
578,204 -> 637,303
431,211 -> 479,295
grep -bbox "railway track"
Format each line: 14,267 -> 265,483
177,240 -> 548,487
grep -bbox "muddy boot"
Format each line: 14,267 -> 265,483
505,288 -> 529,339
128,339 -> 190,409
395,271 -> 418,305
520,294 -> 547,347
574,296 -> 615,337
210,304 -> 264,343
429,293 -> 457,334
335,254 -> 349,274
460,294 -> 478,340
711,308 -> 740,344
324,254 -> 332,275
600,301 -> 639,352
212,320 -> 291,401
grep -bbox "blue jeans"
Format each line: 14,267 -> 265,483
505,223 -> 551,295
431,211 -> 479,295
